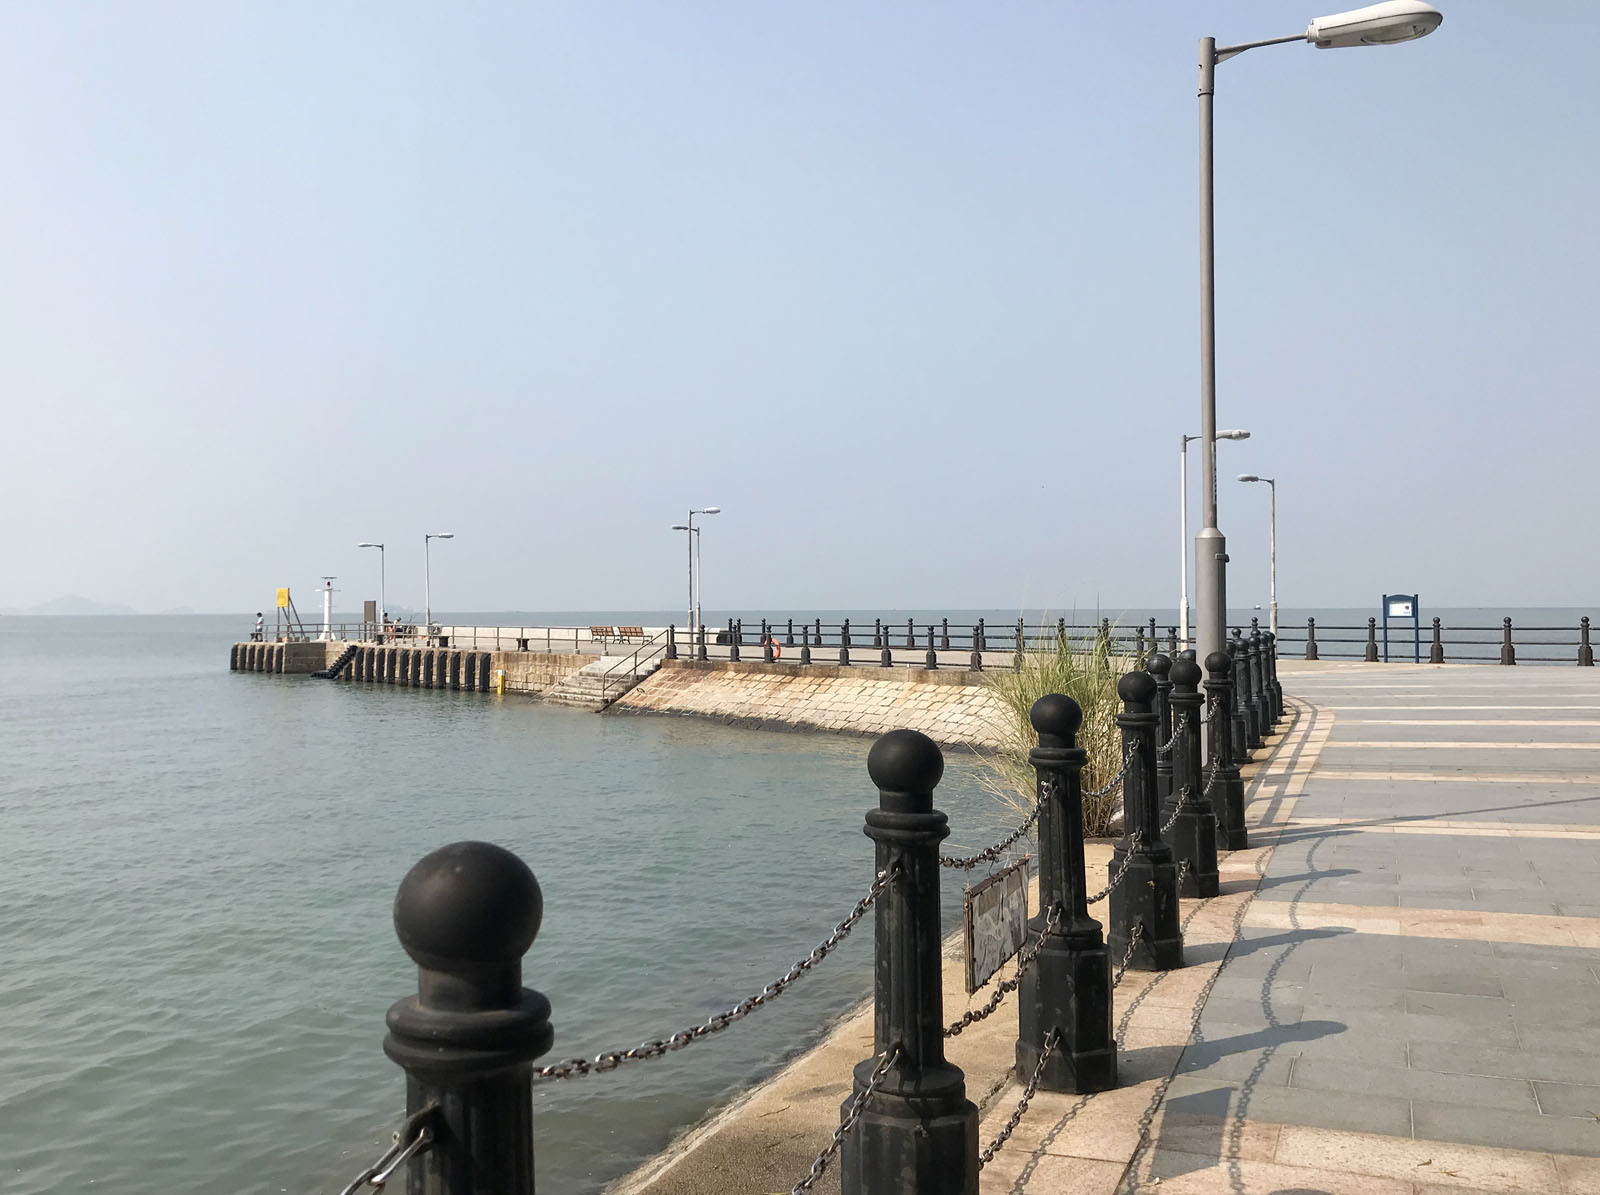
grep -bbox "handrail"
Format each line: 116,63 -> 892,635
597,629 -> 673,705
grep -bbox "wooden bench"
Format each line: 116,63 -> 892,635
615,625 -> 645,643
588,625 -> 615,649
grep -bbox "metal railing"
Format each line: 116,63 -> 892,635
1283,615 -> 1595,665
597,629 -> 675,705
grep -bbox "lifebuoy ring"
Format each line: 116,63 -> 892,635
766,636 -> 782,659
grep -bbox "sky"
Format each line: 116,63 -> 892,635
1,2 -> 1594,616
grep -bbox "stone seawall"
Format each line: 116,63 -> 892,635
613,659 -> 1010,750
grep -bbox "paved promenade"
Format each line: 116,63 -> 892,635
991,662 -> 1600,1194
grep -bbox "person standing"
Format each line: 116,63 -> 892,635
252,612 -> 265,642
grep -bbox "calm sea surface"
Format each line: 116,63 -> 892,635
0,615 -> 1015,1195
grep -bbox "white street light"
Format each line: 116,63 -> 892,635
1193,1 -> 1441,670
1180,430 -> 1249,651
682,507 -> 720,639
1237,475 -> 1279,639
424,532 -> 454,635
357,542 -> 385,637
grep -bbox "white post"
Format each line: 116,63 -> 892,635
1268,480 -> 1279,640
1179,435 -> 1190,651
322,578 -> 334,642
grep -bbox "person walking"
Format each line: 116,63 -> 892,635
252,612 -> 265,642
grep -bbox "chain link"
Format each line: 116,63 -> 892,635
1154,714 -> 1187,756
535,868 -> 899,1081
978,1031 -> 1058,1167
337,1107 -> 436,1195
1112,922 -> 1143,987
1084,744 -> 1139,799
1084,830 -> 1142,904
939,786 -> 1045,870
944,905 -> 1062,1037
789,1045 -> 900,1194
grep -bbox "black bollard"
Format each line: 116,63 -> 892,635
1581,617 -> 1594,667
1247,630 -> 1270,740
730,619 -> 741,663
1501,617 -> 1516,666
1264,632 -> 1283,723
975,618 -> 987,653
1203,651 -> 1248,851
1017,695 -> 1117,1094
1146,652 -> 1174,803
969,623 -> 983,672
880,630 -> 893,668
1147,617 -> 1158,657
764,622 -> 775,664
1057,617 -> 1068,651
1365,617 -> 1380,663
666,625 -> 678,661
800,635 -> 812,666
1305,616 -> 1320,661
383,841 -> 553,1195
925,625 -> 938,670
1162,657 -> 1219,898
906,618 -> 916,650
815,618 -> 822,650
1167,627 -> 1178,657
1228,635 -> 1251,763
1134,627 -> 1147,662
786,618 -> 795,648
1107,671 -> 1183,971
1014,617 -> 1025,671
840,618 -> 852,667
697,624 -> 708,662
840,731 -> 979,1195
1237,631 -> 1263,752
1429,617 -> 1444,664
874,618 -> 883,649
941,618 -> 950,651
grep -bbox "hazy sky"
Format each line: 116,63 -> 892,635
3,2 -> 1594,615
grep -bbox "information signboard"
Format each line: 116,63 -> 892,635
963,856 -> 1031,994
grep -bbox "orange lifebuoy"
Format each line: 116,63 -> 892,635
766,636 -> 782,659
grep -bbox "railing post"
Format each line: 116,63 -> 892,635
1430,617 -> 1445,665
383,841 -> 552,1195
1147,617 -> 1158,655
874,618 -> 883,649
1163,657 -> 1218,898
925,625 -> 938,670
665,625 -> 678,661
975,618 -> 986,653
880,630 -> 893,668
906,618 -> 916,650
1501,616 -> 1516,666
697,624 -> 708,662
786,618 -> 795,648
969,624 -> 983,672
1107,671 -> 1183,971
1264,632 -> 1283,723
1146,652 -> 1174,803
1305,616 -> 1319,661
941,618 -> 950,651
841,731 -> 978,1195
730,619 -> 741,663
1167,627 -> 1178,656
839,618 -> 852,667
1134,626 -> 1147,663
1228,634 -> 1251,763
1581,617 -> 1594,667
1203,651 -> 1248,851
1247,629 -> 1270,741
1017,694 -> 1116,1094
764,626 -> 775,664
1014,618 -> 1024,671
815,618 -> 823,649
1237,630 -> 1264,752
1057,617 -> 1067,651
1365,617 -> 1380,663
800,631 -> 812,666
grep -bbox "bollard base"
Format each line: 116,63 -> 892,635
1106,849 -> 1184,971
1163,803 -> 1219,898
840,1061 -> 978,1195
1017,926 -> 1117,1094
1211,773 -> 1249,852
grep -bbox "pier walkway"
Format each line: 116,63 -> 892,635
987,662 -> 1600,1194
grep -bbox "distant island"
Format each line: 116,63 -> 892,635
0,596 -> 141,616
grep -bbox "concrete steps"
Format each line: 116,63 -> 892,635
542,655 -> 662,711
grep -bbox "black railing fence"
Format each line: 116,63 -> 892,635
337,646 -> 1290,1195
1287,614 -> 1595,666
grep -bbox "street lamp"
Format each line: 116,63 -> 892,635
1180,429 -> 1249,651
681,506 -> 719,638
423,532 -> 454,634
1193,0 -> 1442,668
1237,475 -> 1278,639
357,542 -> 385,635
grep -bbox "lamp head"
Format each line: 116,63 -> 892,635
358,542 -> 382,549
1308,1 -> 1442,48
1217,429 -> 1251,440
1237,474 -> 1260,483
698,506 -> 721,515
671,525 -> 690,531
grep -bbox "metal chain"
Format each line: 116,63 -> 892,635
337,1107 -> 436,1195
1084,744 -> 1139,798
978,1031 -> 1058,1168
1160,800 -> 1183,834
535,868 -> 900,1081
939,788 -> 1044,870
1154,714 -> 1187,756
1112,922 -> 1143,987
789,1045 -> 900,1194
1176,859 -> 1191,890
1084,831 -> 1142,904
944,906 -> 1062,1037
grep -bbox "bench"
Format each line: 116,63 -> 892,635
588,625 -> 615,649
615,625 -> 645,643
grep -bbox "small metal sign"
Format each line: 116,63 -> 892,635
963,856 -> 1031,994
1381,592 -> 1421,662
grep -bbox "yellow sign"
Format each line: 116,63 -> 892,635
276,587 -> 290,608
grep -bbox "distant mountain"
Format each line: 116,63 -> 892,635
0,595 -> 140,616
156,606 -> 197,616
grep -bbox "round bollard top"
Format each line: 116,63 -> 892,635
1030,693 -> 1083,741
1145,652 -> 1172,679
394,841 -> 543,972
1205,650 -> 1232,678
1170,656 -> 1203,689
868,729 -> 944,804
1117,669 -> 1157,707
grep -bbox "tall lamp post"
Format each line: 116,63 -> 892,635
1237,475 -> 1278,639
1193,0 -> 1443,667
677,506 -> 720,638
357,542 -> 385,635
671,523 -> 699,632
1181,429 -> 1249,651
424,532 -> 454,635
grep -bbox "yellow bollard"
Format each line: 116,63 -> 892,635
493,668 -> 506,695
